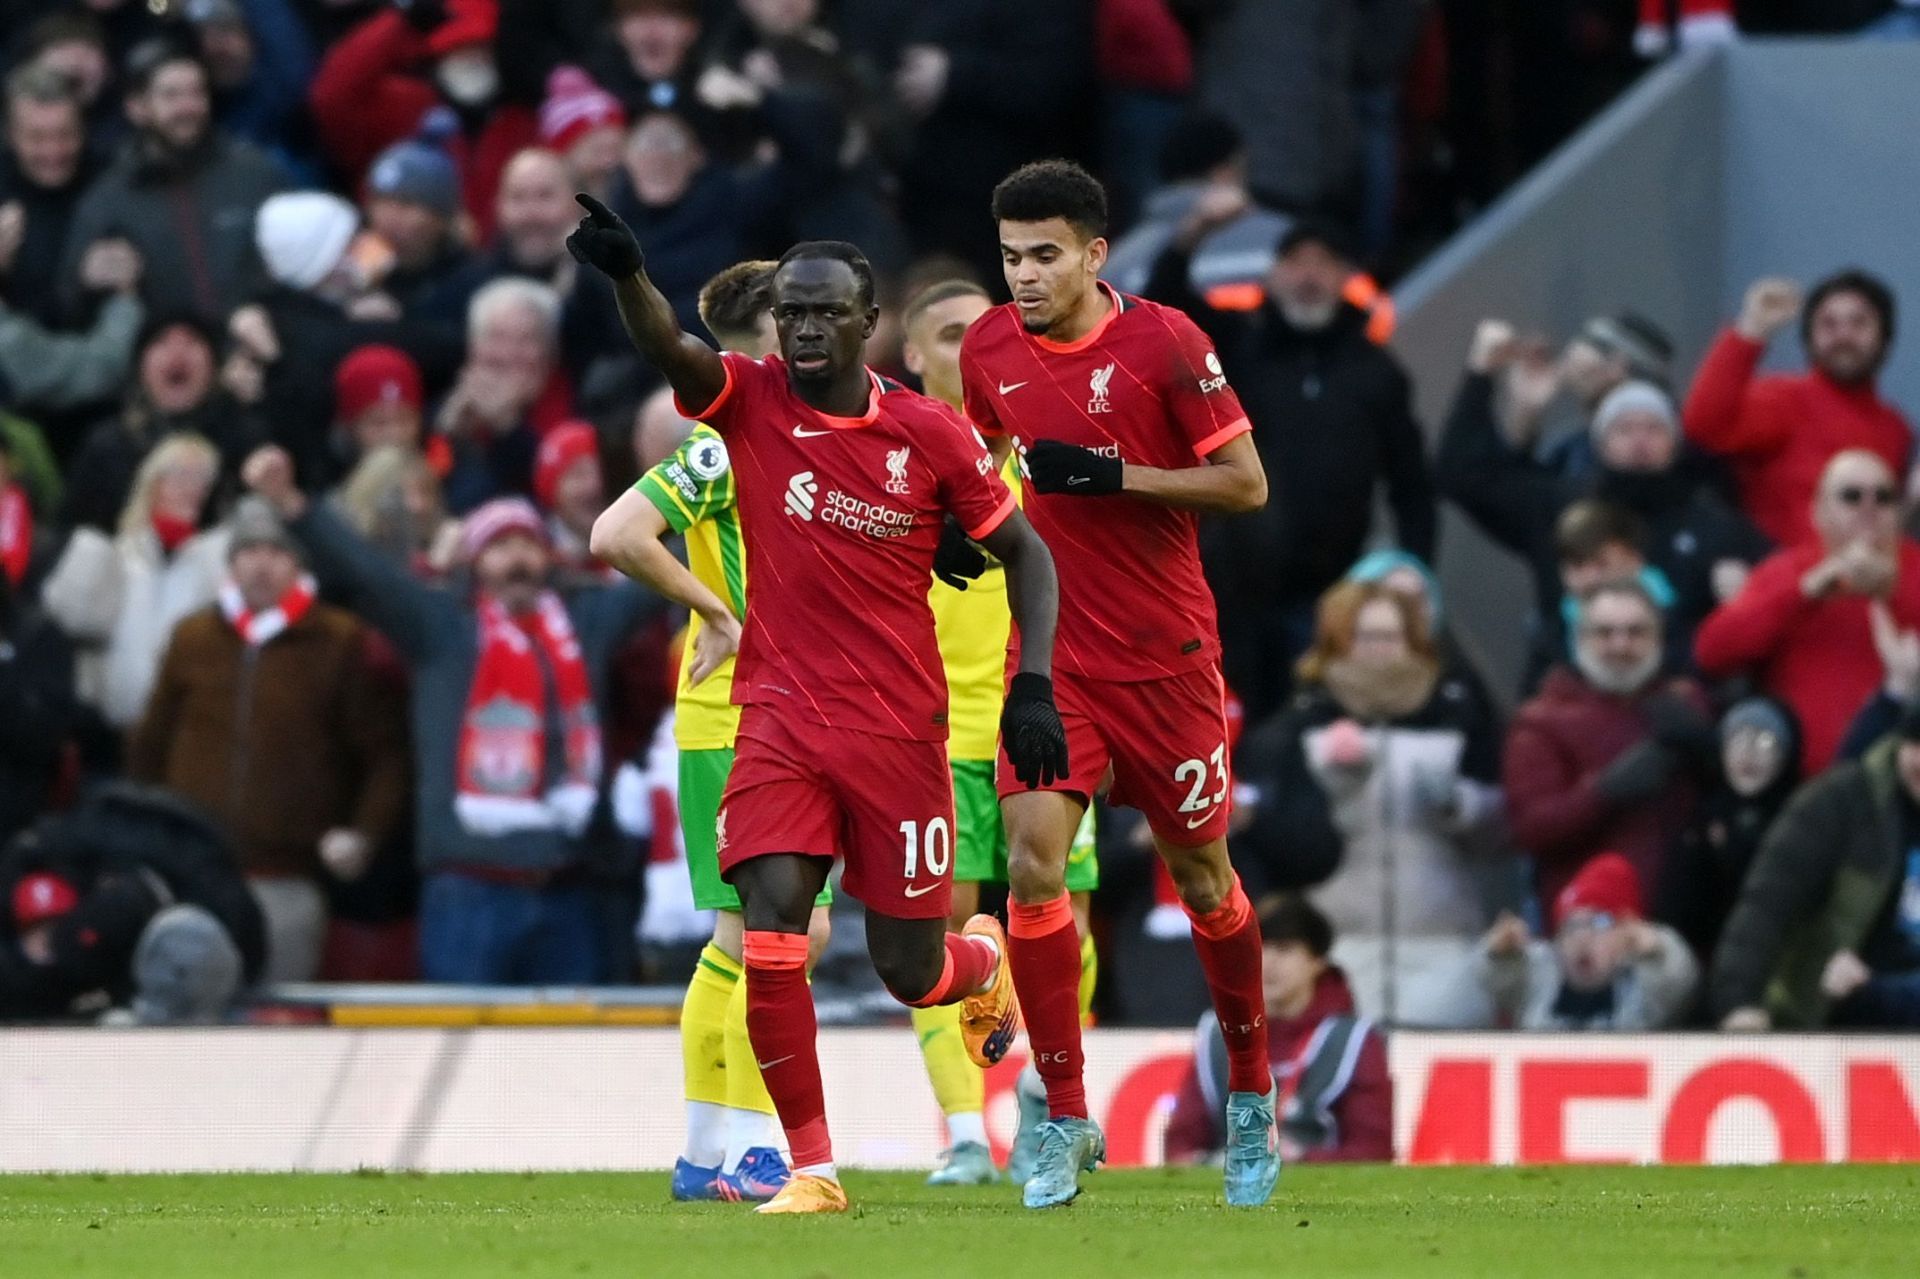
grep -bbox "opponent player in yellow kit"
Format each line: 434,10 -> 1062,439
594,262 -> 829,1204
904,280 -> 1100,1187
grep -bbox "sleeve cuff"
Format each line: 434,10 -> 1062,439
1191,416 -> 1252,460
965,491 -> 1018,542
633,474 -> 694,533
673,359 -> 736,425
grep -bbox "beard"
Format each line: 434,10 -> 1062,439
1278,295 -> 1338,332
1575,645 -> 1662,696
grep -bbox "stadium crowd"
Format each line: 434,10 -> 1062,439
0,0 -> 1915,1051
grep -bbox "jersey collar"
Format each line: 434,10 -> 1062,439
787,362 -> 885,428
1028,281 -> 1126,354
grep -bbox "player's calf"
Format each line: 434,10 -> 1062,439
1153,835 -> 1237,915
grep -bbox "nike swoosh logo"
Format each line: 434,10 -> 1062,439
756,1055 -> 794,1070
998,381 -> 1028,395
792,425 -> 834,438
903,882 -> 943,898
1185,812 -> 1214,829
1068,476 -> 1091,486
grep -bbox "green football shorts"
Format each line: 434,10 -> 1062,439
950,757 -> 1099,891
679,747 -> 831,911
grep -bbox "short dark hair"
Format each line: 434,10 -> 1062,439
1803,268 -> 1897,348
1256,895 -> 1334,959
23,11 -> 106,61
124,37 -> 206,97
903,279 -> 989,333
1555,499 -> 1646,566
1277,217 -> 1357,264
774,240 -> 875,311
991,160 -> 1108,240
697,260 -> 776,347
5,64 -> 81,119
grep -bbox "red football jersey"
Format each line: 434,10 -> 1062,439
960,282 -> 1250,681
678,352 -> 1015,741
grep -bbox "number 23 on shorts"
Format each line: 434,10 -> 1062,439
899,816 -> 953,898
1174,742 -> 1229,831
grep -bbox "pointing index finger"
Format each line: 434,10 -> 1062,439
575,192 -> 615,222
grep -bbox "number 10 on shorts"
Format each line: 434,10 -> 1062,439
899,817 -> 952,882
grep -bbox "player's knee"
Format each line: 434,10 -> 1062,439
1159,841 -> 1232,914
1005,839 -> 1067,904
733,864 -> 814,936
869,939 -> 942,1004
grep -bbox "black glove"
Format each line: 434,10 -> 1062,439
1643,691 -> 1715,757
394,0 -> 447,34
566,194 -> 645,279
1001,672 -> 1069,789
1026,439 -> 1122,495
933,516 -> 988,591
1595,741 -> 1678,804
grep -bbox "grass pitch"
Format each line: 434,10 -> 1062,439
3,1165 -> 1915,1278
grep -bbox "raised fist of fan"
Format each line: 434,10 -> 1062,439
566,194 -> 646,279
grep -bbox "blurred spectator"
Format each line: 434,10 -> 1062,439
892,0 -> 1095,279
42,435 -> 230,734
244,448 -> 655,984
243,191 -> 462,489
361,112 -> 475,326
1238,581 -> 1503,1026
329,342 -> 429,476
0,574 -> 74,845
538,68 -> 626,203
1527,312 -> 1677,481
0,783 -> 265,1021
586,0 -> 710,122
1714,702 -> 1920,1031
1696,450 -> 1920,774
533,420 -> 605,576
309,0 -> 537,242
1660,696 -> 1801,972
1471,852 -> 1697,1030
1343,548 -> 1501,717
1,65 -> 103,328
60,40 -> 286,323
0,442 -> 31,590
129,498 -> 409,982
333,444 -> 457,576
437,277 -> 568,512
1103,111 -> 1288,299
1505,578 -> 1713,915
63,312 -> 256,532
0,234 -> 144,426
1153,220 -> 1434,720
1684,271 -> 1908,547
1094,0 -> 1196,231
1442,322 -> 1770,681
1194,0 -> 1356,221
181,0 -> 321,183
14,12 -> 120,149
1164,896 -> 1392,1165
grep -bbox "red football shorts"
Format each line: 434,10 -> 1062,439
997,663 -> 1233,846
720,704 -> 957,919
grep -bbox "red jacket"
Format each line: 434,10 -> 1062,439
1683,328 -> 1911,547
307,9 -> 536,242
1504,668 -> 1708,911
1097,0 -> 1194,93
1695,540 -> 1920,774
1164,967 -> 1392,1164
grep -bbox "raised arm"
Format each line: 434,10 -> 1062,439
977,509 -> 1067,788
566,194 -> 728,412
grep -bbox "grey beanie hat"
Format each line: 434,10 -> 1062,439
131,904 -> 244,1025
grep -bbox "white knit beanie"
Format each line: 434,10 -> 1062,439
255,192 -> 359,290
1590,379 -> 1679,448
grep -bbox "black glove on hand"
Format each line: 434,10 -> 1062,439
1001,672 -> 1069,789
395,0 -> 448,34
1026,439 -> 1122,495
1643,691 -> 1715,757
1595,741 -> 1678,804
933,516 -> 988,591
566,194 -> 645,279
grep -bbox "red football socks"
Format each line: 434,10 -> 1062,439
742,929 -> 831,1168
901,932 -> 998,1007
1184,878 -> 1272,1094
1008,893 -> 1088,1119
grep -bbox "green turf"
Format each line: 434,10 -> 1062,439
2,1166 -> 1916,1277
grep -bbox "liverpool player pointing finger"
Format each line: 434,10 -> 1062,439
569,196 -> 1064,1216
961,162 -> 1281,1210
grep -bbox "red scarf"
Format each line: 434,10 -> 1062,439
218,575 -> 317,646
454,591 -> 602,837
0,484 -> 29,588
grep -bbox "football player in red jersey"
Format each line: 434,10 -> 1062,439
566,195 -> 1067,1215
958,161 -> 1280,1209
